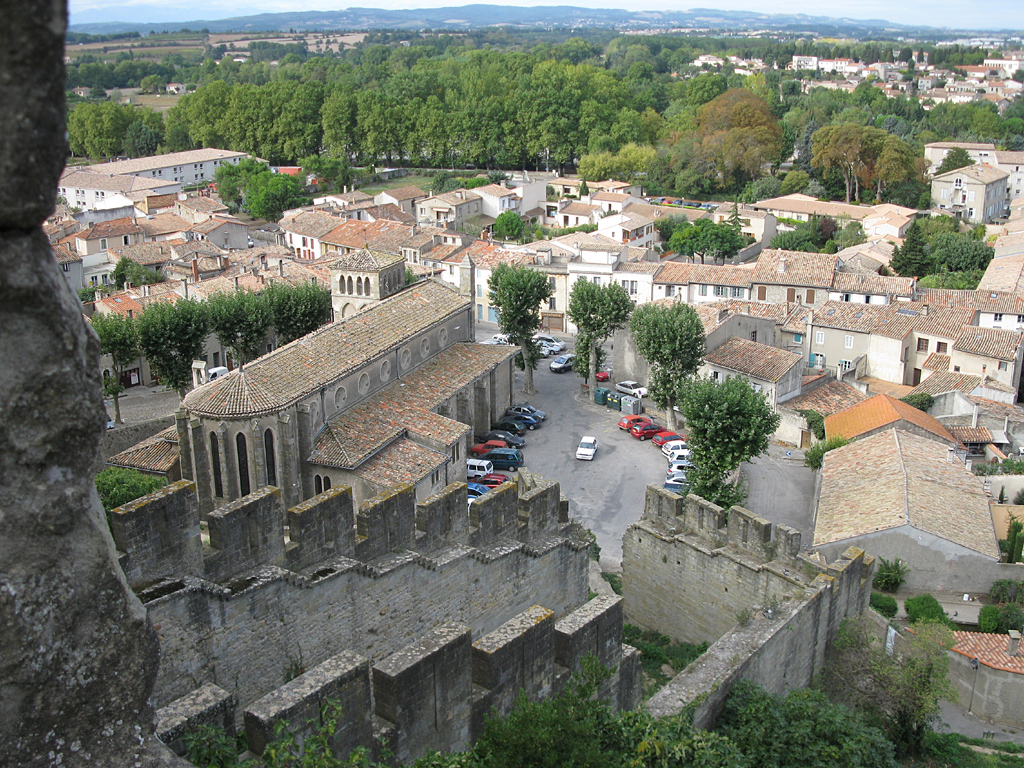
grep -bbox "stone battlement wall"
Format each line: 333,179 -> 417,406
113,473 -> 592,723
156,598 -> 642,765
624,487 -> 873,729
623,488 -> 809,645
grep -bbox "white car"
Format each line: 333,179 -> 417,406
536,340 -> 559,357
533,334 -> 566,354
615,380 -> 648,398
661,440 -> 688,459
576,436 -> 599,461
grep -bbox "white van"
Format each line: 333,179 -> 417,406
466,458 -> 494,480
207,366 -> 229,382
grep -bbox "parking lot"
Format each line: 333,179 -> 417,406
479,325 -> 818,567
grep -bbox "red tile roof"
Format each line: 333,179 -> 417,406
953,631 -> 1024,674
704,337 -> 802,382
824,393 -> 955,442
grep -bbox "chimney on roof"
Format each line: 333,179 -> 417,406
191,258 -> 199,283
973,404 -> 980,429
922,303 -> 929,316
278,260 -> 284,277
260,274 -> 265,286
947,446 -> 955,463
778,257 -> 787,273
718,308 -> 729,324
233,276 -> 239,290
1010,630 -> 1021,657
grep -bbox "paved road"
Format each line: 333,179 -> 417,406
740,444 -> 817,547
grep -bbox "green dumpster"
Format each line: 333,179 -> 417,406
594,387 -> 608,406
606,392 -> 622,411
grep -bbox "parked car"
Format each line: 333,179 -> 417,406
651,431 -> 681,447
549,354 -> 575,373
479,447 -> 525,471
664,474 -> 690,494
667,458 -> 693,476
533,334 -> 566,354
489,334 -> 510,344
595,369 -> 611,382
467,482 -> 491,499
506,404 -> 546,421
477,473 -> 511,489
491,420 -> 526,437
665,445 -> 692,463
481,430 -> 525,448
471,439 -> 508,456
505,413 -> 541,430
661,439 -> 688,459
618,415 -> 652,431
616,380 -> 648,398
630,422 -> 664,441
536,341 -> 558,357
466,458 -> 494,480
575,436 -> 598,461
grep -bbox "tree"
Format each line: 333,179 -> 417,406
804,435 -> 849,470
678,375 -> 780,508
781,170 -> 810,195
567,280 -> 634,390
206,289 -> 273,366
929,233 -> 994,273
266,281 -> 333,344
136,298 -> 209,399
669,218 -> 745,263
630,302 -> 706,432
244,172 -> 309,221
488,264 -> 552,395
820,617 -> 956,758
492,210 -> 524,241
889,221 -> 932,278
214,158 -> 266,210
90,312 -> 140,424
123,120 -> 158,158
111,256 -> 163,290
936,146 -> 974,175
94,467 -> 166,516
578,179 -> 590,197
900,392 -> 934,412
718,681 -> 898,768
300,154 -> 352,192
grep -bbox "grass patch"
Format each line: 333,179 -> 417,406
622,624 -> 707,697
600,571 -> 622,595
357,174 -> 433,195
909,733 -> 1024,768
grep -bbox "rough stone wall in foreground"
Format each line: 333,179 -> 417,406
0,1 -> 186,764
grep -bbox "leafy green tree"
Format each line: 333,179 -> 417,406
655,214 -> 691,243
915,270 -> 984,290
266,281 -> 333,344
936,146 -> 974,175
578,179 -> 590,197
930,233 -> 994,273
900,393 -> 934,412
300,154 -> 352,192
567,280 -> 634,389
488,264 -> 553,395
781,170 -> 810,195
94,467 -> 166,515
90,311 -> 141,424
678,375 -> 780,508
821,617 -> 956,758
206,289 -> 273,366
136,298 -> 209,399
214,158 -> 266,210
492,210 -> 524,241
718,681 -> 898,768
670,218 -> 745,263
244,172 -> 309,221
111,256 -> 164,290
804,435 -> 850,470
889,221 -> 932,278
123,120 -> 159,158
904,594 -> 953,627
629,302 -> 706,432
743,175 -> 781,204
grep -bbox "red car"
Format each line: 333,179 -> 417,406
478,473 -> 511,488
618,415 -> 652,431
630,422 -> 665,441
651,431 -> 683,447
595,370 -> 610,382
471,439 -> 508,456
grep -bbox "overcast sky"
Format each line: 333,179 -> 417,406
68,0 -> 1024,31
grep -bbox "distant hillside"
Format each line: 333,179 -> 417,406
66,5 -> 991,37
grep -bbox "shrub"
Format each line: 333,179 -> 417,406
873,556 -> 909,593
804,435 -> 849,470
1014,488 -> 1024,505
904,594 -> 952,626
995,603 -> 1024,633
978,604 -> 1001,633
870,592 -> 898,619
989,578 -> 1023,605
798,408 -> 825,440
899,392 -> 934,412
